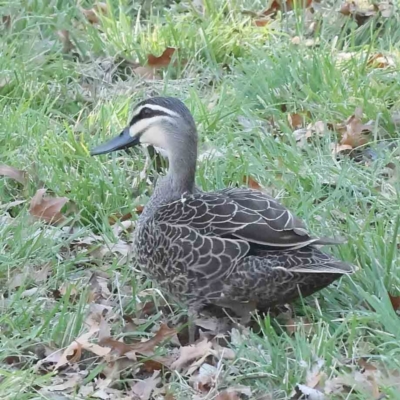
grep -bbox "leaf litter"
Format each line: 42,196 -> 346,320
3,4 -> 400,399
29,188 -> 69,224
0,164 -> 27,185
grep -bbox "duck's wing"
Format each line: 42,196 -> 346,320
155,187 -> 341,250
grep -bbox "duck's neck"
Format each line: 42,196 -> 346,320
139,138 -> 197,225
166,141 -> 197,196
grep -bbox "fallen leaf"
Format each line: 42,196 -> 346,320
243,176 -> 262,190
306,358 -> 325,389
56,30 -> 74,54
189,363 -> 218,392
54,326 -> 110,369
210,341 -> 235,361
100,323 -> 177,357
215,391 -> 240,400
288,113 -> 304,130
44,373 -> 83,392
29,189 -> 68,224
336,107 -> 374,149
262,0 -> 312,17
331,143 -> 353,156
323,359 -> 391,399
254,18 -> 271,27
339,2 -> 378,26
0,164 -> 27,184
90,239 -> 132,259
108,212 -> 133,225
58,282 -> 79,301
88,273 -> 112,303
140,359 -> 165,372
130,371 -> 161,400
81,2 -> 108,24
147,47 -> 176,67
194,316 -> 229,334
367,52 -> 395,69
2,15 -> 11,29
389,293 -> 400,311
171,338 -> 212,371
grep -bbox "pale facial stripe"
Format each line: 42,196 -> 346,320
129,115 -> 173,138
131,103 -> 180,119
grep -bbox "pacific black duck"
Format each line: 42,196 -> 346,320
91,97 -> 355,335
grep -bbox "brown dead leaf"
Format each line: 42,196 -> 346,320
2,15 -> 11,29
141,359 -> 165,372
389,293 -> 400,311
147,47 -> 176,68
340,1 -> 393,21
98,337 -> 134,358
53,326 -> 111,369
336,107 -> 374,149
171,338 -> 212,371
262,0 -> 312,17
288,113 -> 305,130
247,0 -> 312,25
215,391 -> 240,400
0,164 -> 27,185
210,341 -> 235,361
56,30 -> 74,54
293,119 -> 326,147
58,282 -> 79,302
243,175 -> 262,190
130,371 -> 161,400
81,2 -> 108,24
254,18 -> 271,27
100,323 -> 177,357
29,189 -> 68,224
108,212 -> 133,225
367,52 -> 395,69
67,342 -> 82,364
331,143 -> 353,156
44,373 -> 83,392
324,359 -> 390,399
135,205 -> 145,214
189,363 -> 218,392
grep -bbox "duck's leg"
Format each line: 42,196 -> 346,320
187,306 -> 199,344
213,297 -> 257,326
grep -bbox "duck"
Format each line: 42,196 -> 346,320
91,96 -> 355,337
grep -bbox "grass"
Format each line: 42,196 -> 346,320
1,0 -> 400,398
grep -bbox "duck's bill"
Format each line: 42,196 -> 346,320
90,127 -> 140,156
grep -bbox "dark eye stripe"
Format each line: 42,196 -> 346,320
129,108 -> 171,125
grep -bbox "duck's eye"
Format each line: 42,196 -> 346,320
140,107 -> 152,118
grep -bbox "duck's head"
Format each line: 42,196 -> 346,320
90,97 -> 197,157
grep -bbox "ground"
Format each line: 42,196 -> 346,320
1,0 -> 400,399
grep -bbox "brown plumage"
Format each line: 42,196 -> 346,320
91,96 -> 356,326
